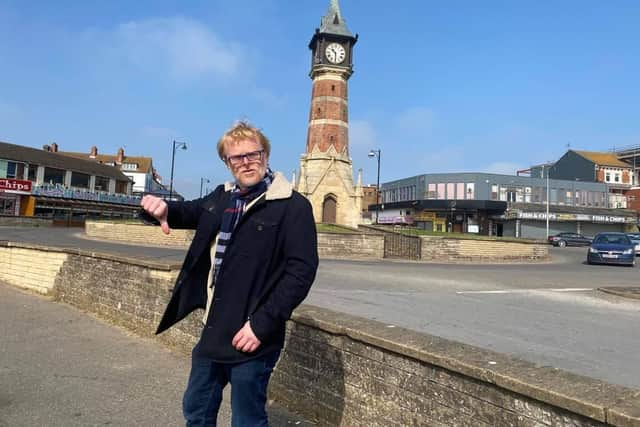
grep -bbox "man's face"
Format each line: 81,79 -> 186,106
223,138 -> 268,189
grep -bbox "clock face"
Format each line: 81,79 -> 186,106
325,43 -> 346,64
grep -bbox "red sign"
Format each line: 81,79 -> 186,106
0,178 -> 32,192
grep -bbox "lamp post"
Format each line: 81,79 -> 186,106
169,140 -> 187,200
368,149 -> 381,224
543,164 -> 550,238
200,177 -> 210,198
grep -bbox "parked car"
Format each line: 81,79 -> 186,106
548,232 -> 592,247
626,233 -> 640,255
587,232 -> 635,266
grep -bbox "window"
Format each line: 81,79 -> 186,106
43,167 -> 65,185
28,164 -> 38,181
437,183 -> 445,199
95,176 -> 110,192
491,184 -> 498,200
466,183 -> 475,199
605,172 -> 611,182
456,183 -> 465,200
427,184 -> 436,199
121,163 -> 138,171
115,180 -> 128,194
71,172 -> 90,188
446,183 -> 455,199
0,160 -> 24,179
614,173 -> 620,183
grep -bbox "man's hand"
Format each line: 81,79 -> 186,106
140,195 -> 170,234
232,321 -> 261,353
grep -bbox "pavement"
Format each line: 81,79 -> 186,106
0,282 -> 313,427
598,286 -> 640,300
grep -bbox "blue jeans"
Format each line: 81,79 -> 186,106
182,350 -> 281,427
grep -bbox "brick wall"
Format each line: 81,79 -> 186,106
0,242 -> 638,426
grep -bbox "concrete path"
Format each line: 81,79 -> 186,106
0,283 -> 311,427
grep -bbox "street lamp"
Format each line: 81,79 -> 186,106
169,140 -> 187,200
368,149 -> 381,224
200,177 -> 210,198
542,164 -> 550,238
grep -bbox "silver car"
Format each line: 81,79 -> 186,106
626,233 -> 640,255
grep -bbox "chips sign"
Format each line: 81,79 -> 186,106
0,178 -> 32,193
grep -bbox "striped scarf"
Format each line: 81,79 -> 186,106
212,169 -> 274,285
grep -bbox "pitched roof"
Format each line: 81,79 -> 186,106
573,150 -> 630,168
59,151 -> 153,173
319,0 -> 354,38
0,141 -> 131,181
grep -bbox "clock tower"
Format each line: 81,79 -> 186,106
297,0 -> 363,227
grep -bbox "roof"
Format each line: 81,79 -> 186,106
318,0 -> 354,38
573,150 -> 630,168
59,151 -> 153,173
0,141 -> 131,181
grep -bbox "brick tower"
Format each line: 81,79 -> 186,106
297,0 -> 363,227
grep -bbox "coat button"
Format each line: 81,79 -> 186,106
257,224 -> 263,231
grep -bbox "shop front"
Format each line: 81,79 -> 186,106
0,178 -> 33,216
494,204 -> 638,238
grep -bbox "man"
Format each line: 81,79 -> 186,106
140,121 -> 319,426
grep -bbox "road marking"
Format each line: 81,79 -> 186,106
456,288 -> 593,295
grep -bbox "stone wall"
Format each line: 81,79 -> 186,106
86,221 -> 384,259
421,236 -> 548,262
317,232 -> 384,259
0,215 -> 53,227
275,306 -> 639,426
85,221 -> 195,247
0,243 -> 68,293
1,242 -> 637,426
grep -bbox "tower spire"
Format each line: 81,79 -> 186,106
320,0 -> 353,37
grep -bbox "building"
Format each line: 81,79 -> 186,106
0,141 -> 139,220
361,184 -> 378,221
374,172 -> 637,238
296,0 -> 363,227
54,144 -> 165,197
611,144 -> 640,212
541,150 -> 633,208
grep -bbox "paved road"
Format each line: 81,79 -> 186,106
2,226 -> 639,390
0,283 -> 310,427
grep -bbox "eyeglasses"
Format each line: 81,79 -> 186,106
224,150 -> 264,166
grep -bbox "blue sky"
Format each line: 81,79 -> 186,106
1,1 -> 639,199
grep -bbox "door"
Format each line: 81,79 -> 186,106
322,194 -> 337,224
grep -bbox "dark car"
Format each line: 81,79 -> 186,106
548,232 -> 592,247
587,232 -> 635,266
626,233 -> 640,256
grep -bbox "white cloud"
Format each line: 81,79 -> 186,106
483,161 -> 524,175
0,101 -> 20,116
138,126 -> 180,141
393,107 -> 436,134
111,17 -> 242,81
349,120 -> 377,148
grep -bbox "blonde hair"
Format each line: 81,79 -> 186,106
217,120 -> 271,161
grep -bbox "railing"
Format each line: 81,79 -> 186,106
32,184 -> 141,205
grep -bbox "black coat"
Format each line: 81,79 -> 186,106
155,173 -> 318,362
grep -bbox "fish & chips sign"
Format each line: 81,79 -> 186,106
517,211 -> 634,224
0,178 -> 32,193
